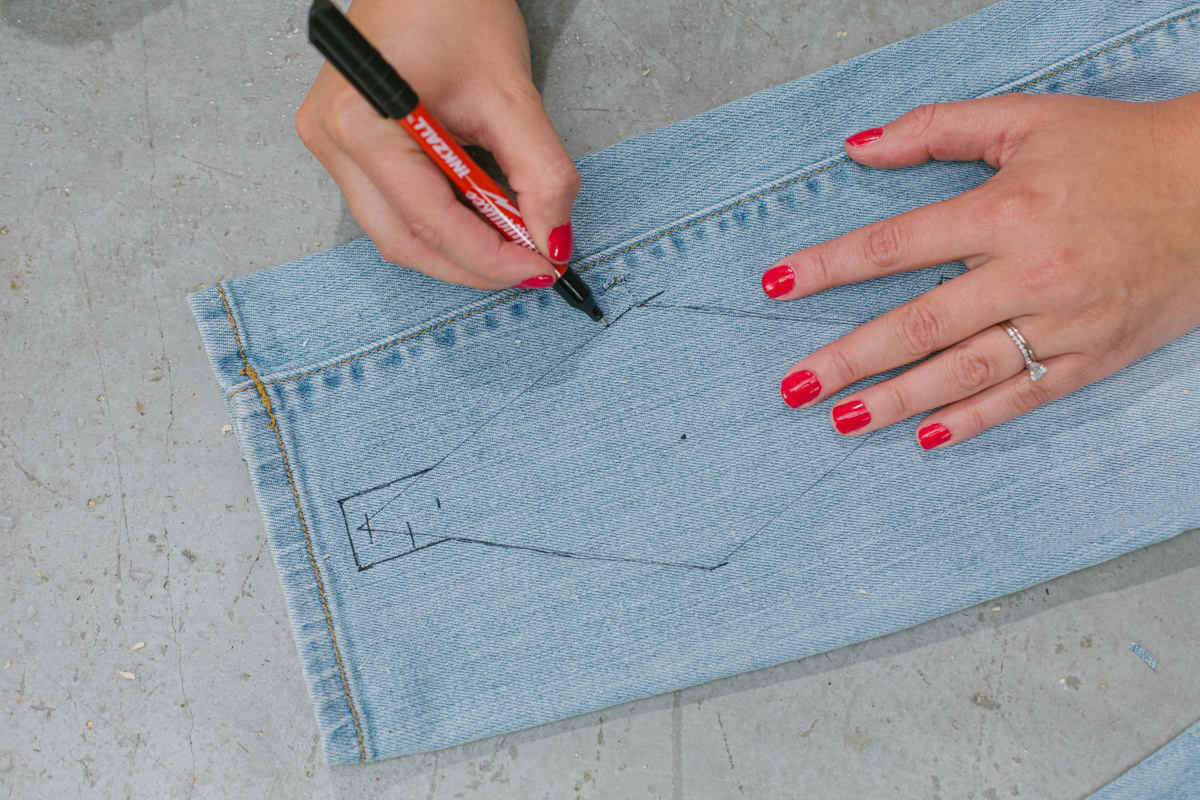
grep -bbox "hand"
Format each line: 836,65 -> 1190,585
763,92 -> 1200,448
296,0 -> 579,290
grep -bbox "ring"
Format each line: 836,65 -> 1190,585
999,320 -> 1047,381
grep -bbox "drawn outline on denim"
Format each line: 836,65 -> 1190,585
335,294 -> 880,572
321,3 -> 1200,573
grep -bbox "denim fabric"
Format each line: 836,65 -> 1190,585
190,0 -> 1200,765
1087,720 -> 1200,799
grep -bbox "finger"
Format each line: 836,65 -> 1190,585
843,95 -> 1041,171
779,267 -> 1023,409
326,90 -> 555,287
312,147 -> 508,290
761,186 -> 990,300
913,352 -> 1104,449
472,85 -> 581,266
821,322 -> 1031,436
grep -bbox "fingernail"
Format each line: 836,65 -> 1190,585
917,423 -> 952,450
761,264 -> 795,299
547,224 -> 573,263
780,369 -> 821,408
845,127 -> 883,147
518,274 -> 556,289
832,400 -> 871,434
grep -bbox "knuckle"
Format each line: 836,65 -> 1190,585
407,215 -> 445,253
1017,255 -> 1071,295
895,303 -> 941,356
1010,378 -> 1050,414
990,185 -> 1046,228
950,347 -> 993,393
488,79 -> 544,113
863,220 -> 906,270
824,347 -> 859,387
537,154 -> 581,196
905,103 -> 940,137
294,99 -> 321,149
878,380 -> 912,419
322,95 -> 359,147
961,402 -> 988,437
376,238 -> 413,267
799,246 -> 836,288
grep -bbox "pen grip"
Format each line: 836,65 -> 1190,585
398,104 -> 561,274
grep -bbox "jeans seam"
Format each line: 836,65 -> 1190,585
217,284 -> 369,763
223,3 -> 1200,402
222,155 -> 850,400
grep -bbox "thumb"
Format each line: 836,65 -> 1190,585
843,95 -> 1038,171
476,87 -> 580,267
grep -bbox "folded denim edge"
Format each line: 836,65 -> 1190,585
187,287 -> 370,763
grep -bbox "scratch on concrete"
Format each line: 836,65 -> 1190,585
716,711 -> 735,772
3,438 -> 61,497
671,690 -> 684,800
594,2 -> 678,122
722,0 -> 786,52
233,537 -> 268,605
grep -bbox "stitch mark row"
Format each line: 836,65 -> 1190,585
224,156 -> 850,400
217,284 -> 368,763
224,5 -> 1200,402
1013,7 -> 1200,93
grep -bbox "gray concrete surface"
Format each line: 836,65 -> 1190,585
2,0 -> 1197,797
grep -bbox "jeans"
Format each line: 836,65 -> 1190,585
1085,719 -> 1200,799
190,0 -> 1200,767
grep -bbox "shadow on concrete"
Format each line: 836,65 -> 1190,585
1,0 -> 180,46
518,0 -> 585,94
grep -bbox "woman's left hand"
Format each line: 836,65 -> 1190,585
763,91 -> 1200,449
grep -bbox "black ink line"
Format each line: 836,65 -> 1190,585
364,513 -> 375,545
358,290 -> 660,525
356,537 -> 453,572
338,466 -> 435,503
635,290 -> 667,307
405,520 -> 416,549
721,430 -> 877,564
353,530 -> 725,572
638,302 -> 864,327
337,496 -> 364,571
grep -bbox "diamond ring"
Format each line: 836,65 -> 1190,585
999,320 -> 1047,381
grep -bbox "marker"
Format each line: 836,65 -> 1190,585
307,0 -> 606,324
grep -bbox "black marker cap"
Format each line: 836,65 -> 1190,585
308,0 -> 418,119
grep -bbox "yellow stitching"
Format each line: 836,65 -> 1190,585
1013,7 -> 1199,92
217,285 -> 369,763
225,5 -> 1200,401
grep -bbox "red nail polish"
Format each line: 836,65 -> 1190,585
761,264 -> 795,299
780,369 -> 820,408
845,127 -> 883,147
917,423 -> 951,450
832,400 -> 871,434
518,274 -> 556,289
547,224 -> 573,263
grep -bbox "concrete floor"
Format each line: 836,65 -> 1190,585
2,0 -> 1197,797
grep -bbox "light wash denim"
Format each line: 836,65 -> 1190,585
190,0 -> 1200,769
1086,720 -> 1200,799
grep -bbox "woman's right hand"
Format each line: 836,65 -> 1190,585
296,0 -> 579,290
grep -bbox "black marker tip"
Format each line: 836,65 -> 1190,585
552,268 -> 607,325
